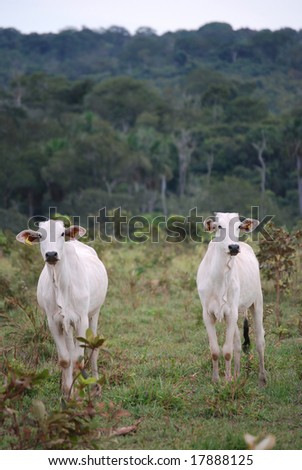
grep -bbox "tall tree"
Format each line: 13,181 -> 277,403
173,129 -> 195,197
85,77 -> 164,132
252,130 -> 268,198
283,108 -> 302,216
130,126 -> 172,214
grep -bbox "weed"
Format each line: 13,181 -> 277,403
0,240 -> 301,449
0,331 -> 137,449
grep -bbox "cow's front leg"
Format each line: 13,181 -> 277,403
47,317 -> 73,396
203,311 -> 220,382
89,310 -> 100,379
223,312 -> 237,381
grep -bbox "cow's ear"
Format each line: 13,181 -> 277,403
65,225 -> 86,240
16,230 -> 41,245
240,218 -> 259,232
204,218 -> 217,232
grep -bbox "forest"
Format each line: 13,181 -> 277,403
1,22 -> 302,231
0,23 -> 302,451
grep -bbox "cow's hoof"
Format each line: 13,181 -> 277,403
225,375 -> 233,383
259,374 -> 267,387
92,383 -> 102,397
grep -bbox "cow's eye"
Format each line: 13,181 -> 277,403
218,225 -> 222,229
61,232 -> 65,237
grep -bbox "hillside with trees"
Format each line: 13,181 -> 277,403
1,22 -> 302,230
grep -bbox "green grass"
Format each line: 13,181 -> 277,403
0,241 -> 301,449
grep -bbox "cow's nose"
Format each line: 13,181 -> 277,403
228,244 -> 240,256
45,251 -> 58,263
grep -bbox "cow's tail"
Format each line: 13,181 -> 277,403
242,312 -> 250,353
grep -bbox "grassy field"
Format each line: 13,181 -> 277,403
0,238 -> 301,449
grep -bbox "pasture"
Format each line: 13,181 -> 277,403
0,236 -> 301,449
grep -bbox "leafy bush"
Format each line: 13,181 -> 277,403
258,222 -> 302,325
0,330 -> 137,450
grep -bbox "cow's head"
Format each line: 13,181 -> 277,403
16,220 -> 86,264
204,212 -> 259,256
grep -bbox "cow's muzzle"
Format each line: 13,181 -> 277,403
228,244 -> 240,256
45,251 -> 59,264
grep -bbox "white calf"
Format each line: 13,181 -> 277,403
16,220 -> 108,395
197,212 -> 267,386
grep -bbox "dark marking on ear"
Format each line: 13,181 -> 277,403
65,225 -> 86,240
65,226 -> 79,240
240,218 -> 259,233
27,233 -> 39,243
242,220 -> 252,231
204,218 -> 216,232
16,229 -> 41,245
206,220 -> 213,231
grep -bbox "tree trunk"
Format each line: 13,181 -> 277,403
258,151 -> 266,196
103,178 -> 120,196
160,174 -> 167,216
297,154 -> 302,216
147,190 -> 157,213
206,152 -> 214,186
14,80 -> 23,107
252,132 -> 267,199
103,179 -> 113,195
179,158 -> 187,198
174,129 -> 194,197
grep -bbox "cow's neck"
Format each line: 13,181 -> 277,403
210,243 -> 236,284
210,245 -> 237,320
47,255 -> 70,311
48,256 -> 69,286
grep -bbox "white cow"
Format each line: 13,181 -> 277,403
197,212 -> 267,386
16,219 -> 108,395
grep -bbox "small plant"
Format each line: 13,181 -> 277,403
0,363 -> 102,449
258,222 -> 301,326
0,329 -> 137,449
69,327 -> 108,400
0,365 -> 49,448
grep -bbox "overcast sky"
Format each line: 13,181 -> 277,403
0,0 -> 301,35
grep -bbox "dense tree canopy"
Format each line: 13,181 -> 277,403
0,23 -> 302,230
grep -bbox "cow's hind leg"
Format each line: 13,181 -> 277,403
252,302 -> 267,386
203,311 -> 220,382
233,323 -> 241,379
